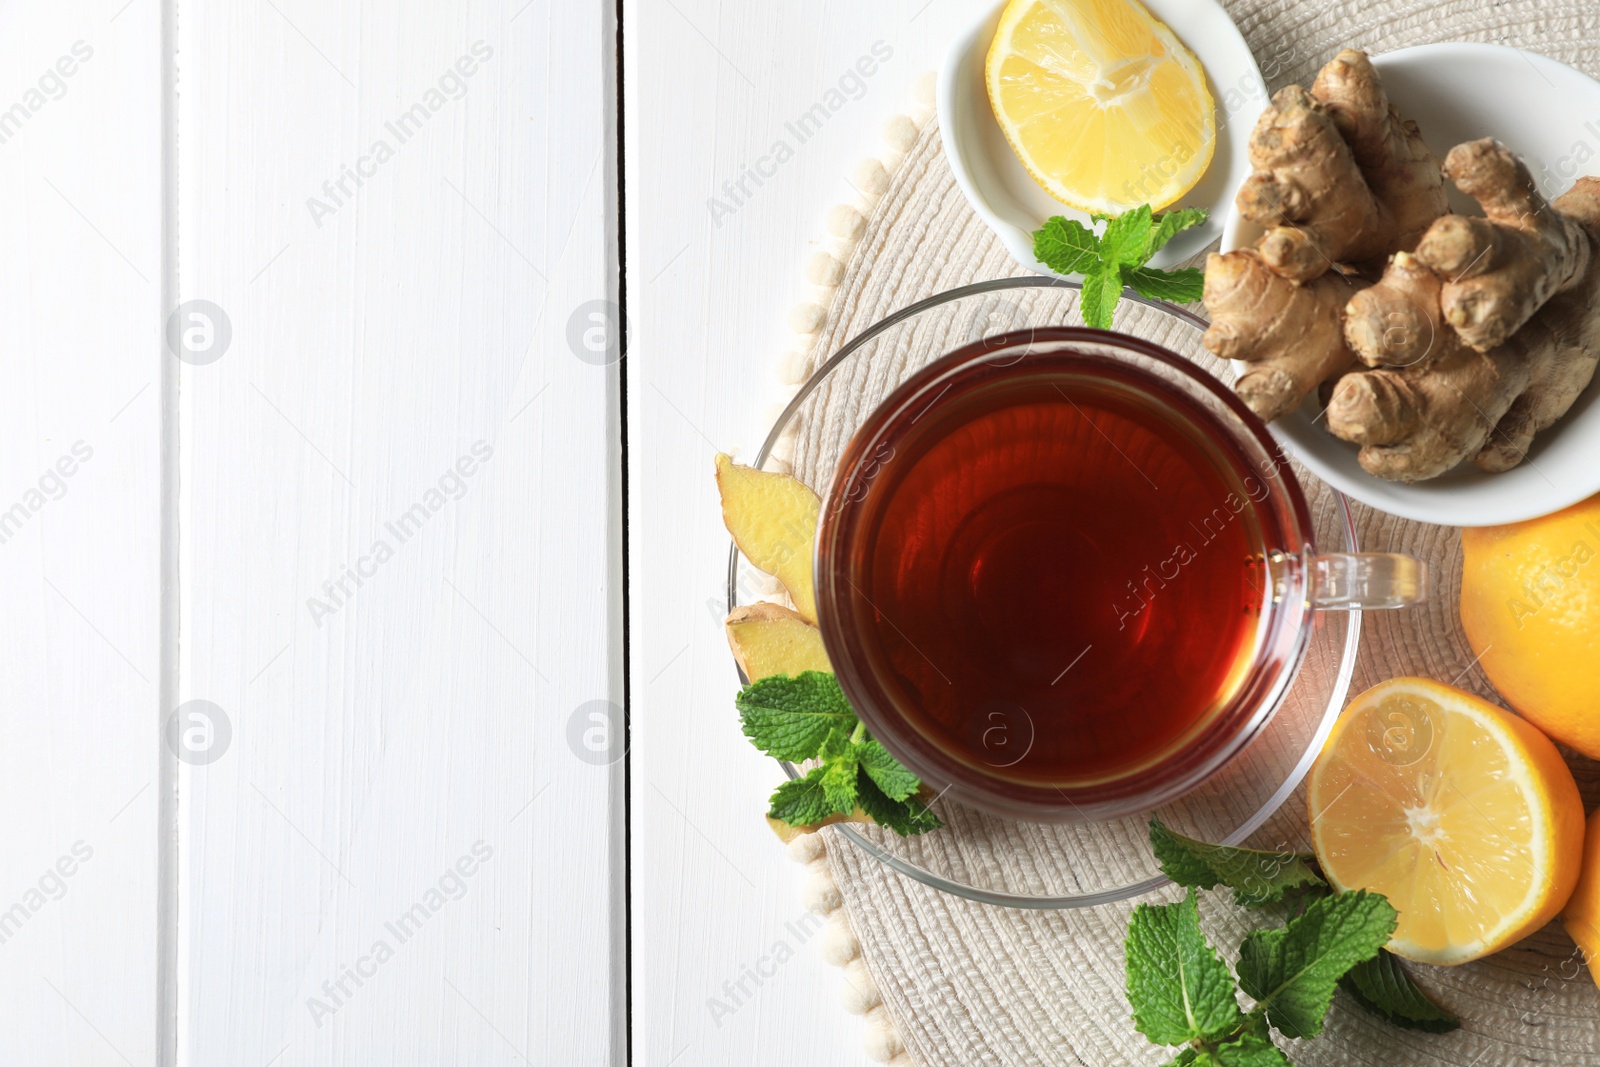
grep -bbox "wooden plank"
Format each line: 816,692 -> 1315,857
0,3 -> 164,1064
175,1 -> 622,1062
624,2 -> 975,1062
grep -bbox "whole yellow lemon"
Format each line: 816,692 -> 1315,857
1460,494 -> 1600,757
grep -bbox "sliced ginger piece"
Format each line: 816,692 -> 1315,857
725,602 -> 833,681
714,453 -> 819,623
766,811 -> 872,844
766,782 -> 938,841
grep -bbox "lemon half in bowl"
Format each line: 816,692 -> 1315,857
939,0 -> 1258,274
986,0 -> 1215,215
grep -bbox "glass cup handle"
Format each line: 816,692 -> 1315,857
1309,552 -> 1429,610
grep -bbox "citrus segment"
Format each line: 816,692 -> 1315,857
986,0 -> 1215,214
1308,677 -> 1583,965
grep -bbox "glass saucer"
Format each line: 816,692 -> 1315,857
727,277 -> 1361,909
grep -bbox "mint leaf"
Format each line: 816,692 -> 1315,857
1340,949 -> 1460,1033
856,772 -> 942,836
818,730 -> 860,815
1099,203 -> 1156,266
767,767 -> 838,826
1149,207 -> 1208,255
738,671 -> 938,837
737,671 -> 856,761
1080,266 -> 1124,330
1031,205 -> 1208,329
1211,1030 -> 1291,1066
1237,890 -> 1397,1038
1163,1050 -> 1203,1067
1125,266 -> 1206,305
1150,819 -> 1326,907
858,740 -> 921,801
1034,216 -> 1101,275
1126,890 -> 1245,1046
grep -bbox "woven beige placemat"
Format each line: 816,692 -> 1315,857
775,3 -> 1600,1064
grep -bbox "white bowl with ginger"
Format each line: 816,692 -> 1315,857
1215,43 -> 1600,527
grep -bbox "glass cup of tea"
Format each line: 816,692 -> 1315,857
815,327 -> 1428,823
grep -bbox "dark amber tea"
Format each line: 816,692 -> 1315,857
826,349 -> 1279,797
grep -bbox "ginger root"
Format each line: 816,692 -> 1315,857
1210,48 -> 1600,481
1207,50 -> 1446,423
1413,139 -> 1593,351
1235,85 -> 1388,281
1336,248 -> 1531,479
1325,339 -> 1530,482
1203,249 -> 1365,421
1330,174 -> 1600,479
1311,50 -> 1450,256
724,602 -> 832,681
1235,51 -> 1446,282
714,453 -> 819,622
1343,250 -> 1447,369
1475,177 -> 1600,471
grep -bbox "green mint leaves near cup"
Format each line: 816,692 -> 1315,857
737,671 -> 943,837
1128,821 -> 1459,1066
1149,820 -> 1327,907
1128,888 -> 1396,1064
1033,205 -> 1207,329
1236,891 -> 1400,1040
1125,891 -> 1249,1050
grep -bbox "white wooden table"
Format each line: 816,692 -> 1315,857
0,1 -> 972,1063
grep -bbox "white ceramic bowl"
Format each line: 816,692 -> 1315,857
937,0 -> 1265,272
1223,43 -> 1600,527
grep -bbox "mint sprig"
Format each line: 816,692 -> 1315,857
1133,818 -> 1460,1061
736,671 -> 942,837
1127,886 -> 1393,1063
1032,206 -> 1207,328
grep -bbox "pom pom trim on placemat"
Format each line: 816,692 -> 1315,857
765,71 -> 939,1066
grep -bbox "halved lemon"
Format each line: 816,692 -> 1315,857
985,0 -> 1215,214
1308,677 -> 1584,965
